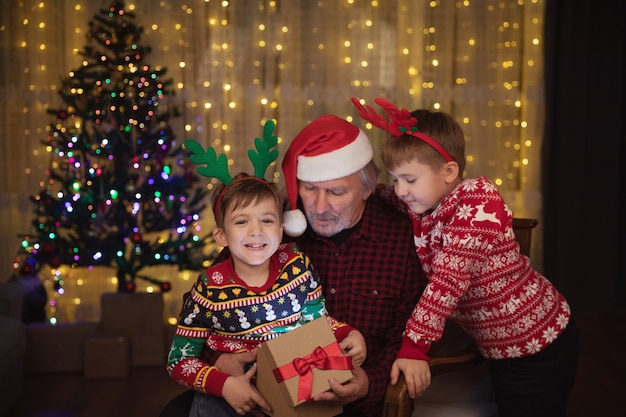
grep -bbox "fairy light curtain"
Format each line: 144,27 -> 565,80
0,0 -> 544,321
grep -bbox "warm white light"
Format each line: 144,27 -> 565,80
4,0 -> 544,323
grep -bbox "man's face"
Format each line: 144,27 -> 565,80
298,171 -> 371,237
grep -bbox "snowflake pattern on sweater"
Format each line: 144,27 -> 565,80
166,242 -> 351,396
380,177 -> 571,360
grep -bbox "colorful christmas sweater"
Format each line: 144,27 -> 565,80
377,177 -> 571,361
166,242 -> 354,396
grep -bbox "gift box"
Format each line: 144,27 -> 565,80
100,292 -> 165,367
83,335 -> 130,379
256,317 -> 354,417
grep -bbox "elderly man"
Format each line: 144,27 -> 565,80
160,115 -> 425,417
279,115 -> 426,416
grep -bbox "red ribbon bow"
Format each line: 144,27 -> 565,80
272,343 -> 353,403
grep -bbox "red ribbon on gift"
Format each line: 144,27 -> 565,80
272,342 -> 354,403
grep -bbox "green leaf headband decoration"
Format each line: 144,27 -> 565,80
184,119 -> 279,185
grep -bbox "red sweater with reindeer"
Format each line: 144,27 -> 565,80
379,177 -> 571,361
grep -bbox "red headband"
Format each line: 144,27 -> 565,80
351,97 -> 454,163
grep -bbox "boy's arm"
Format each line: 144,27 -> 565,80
166,275 -> 229,396
166,332 -> 230,396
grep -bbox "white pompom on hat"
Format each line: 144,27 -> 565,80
281,115 -> 373,236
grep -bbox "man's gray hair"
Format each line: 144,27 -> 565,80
359,160 -> 380,194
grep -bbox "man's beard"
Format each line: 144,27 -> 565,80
306,211 -> 350,237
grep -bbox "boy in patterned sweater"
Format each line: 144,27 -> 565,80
166,173 -> 366,417
353,97 -> 578,417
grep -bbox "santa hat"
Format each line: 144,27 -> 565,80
281,115 -> 373,236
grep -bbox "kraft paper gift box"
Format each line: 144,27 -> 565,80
100,292 -> 165,367
256,316 -> 354,417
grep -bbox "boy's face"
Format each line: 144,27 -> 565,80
213,197 -> 283,272
388,159 -> 459,215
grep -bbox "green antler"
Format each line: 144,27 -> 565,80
185,120 -> 278,185
248,120 -> 279,179
184,139 -> 233,185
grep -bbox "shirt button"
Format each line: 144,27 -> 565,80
329,288 -> 336,295
372,290 -> 379,296
334,252 -> 339,257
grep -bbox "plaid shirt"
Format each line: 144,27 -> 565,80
291,194 -> 426,417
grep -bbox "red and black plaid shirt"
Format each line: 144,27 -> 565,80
291,194 -> 426,417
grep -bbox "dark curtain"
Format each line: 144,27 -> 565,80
542,0 -> 626,312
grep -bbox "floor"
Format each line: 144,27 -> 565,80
565,309 -> 626,417
8,366 -> 186,417
7,309 -> 626,417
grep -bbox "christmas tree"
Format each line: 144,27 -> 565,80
15,1 -> 215,293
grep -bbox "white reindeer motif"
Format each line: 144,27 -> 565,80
471,203 -> 501,227
459,233 -> 473,247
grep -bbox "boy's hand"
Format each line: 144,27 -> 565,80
222,363 -> 271,415
390,358 -> 431,398
339,330 -> 367,366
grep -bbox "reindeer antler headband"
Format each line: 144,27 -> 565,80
351,97 -> 453,162
184,120 -> 279,218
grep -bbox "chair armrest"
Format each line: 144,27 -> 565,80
383,373 -> 412,417
429,344 -> 482,375
381,344 -> 483,417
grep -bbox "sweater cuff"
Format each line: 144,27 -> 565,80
333,324 -> 355,342
396,336 -> 431,361
204,368 -> 231,397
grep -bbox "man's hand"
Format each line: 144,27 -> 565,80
222,363 -> 271,415
214,350 -> 257,376
310,365 -> 369,405
390,358 -> 431,398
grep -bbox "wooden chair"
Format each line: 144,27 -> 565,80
382,217 -> 538,417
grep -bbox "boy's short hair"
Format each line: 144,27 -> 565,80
211,173 -> 283,228
381,109 -> 466,175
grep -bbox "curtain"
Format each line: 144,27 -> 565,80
0,0 -> 546,322
542,0 -> 626,311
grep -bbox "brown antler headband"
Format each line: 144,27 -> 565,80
351,97 -> 453,162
